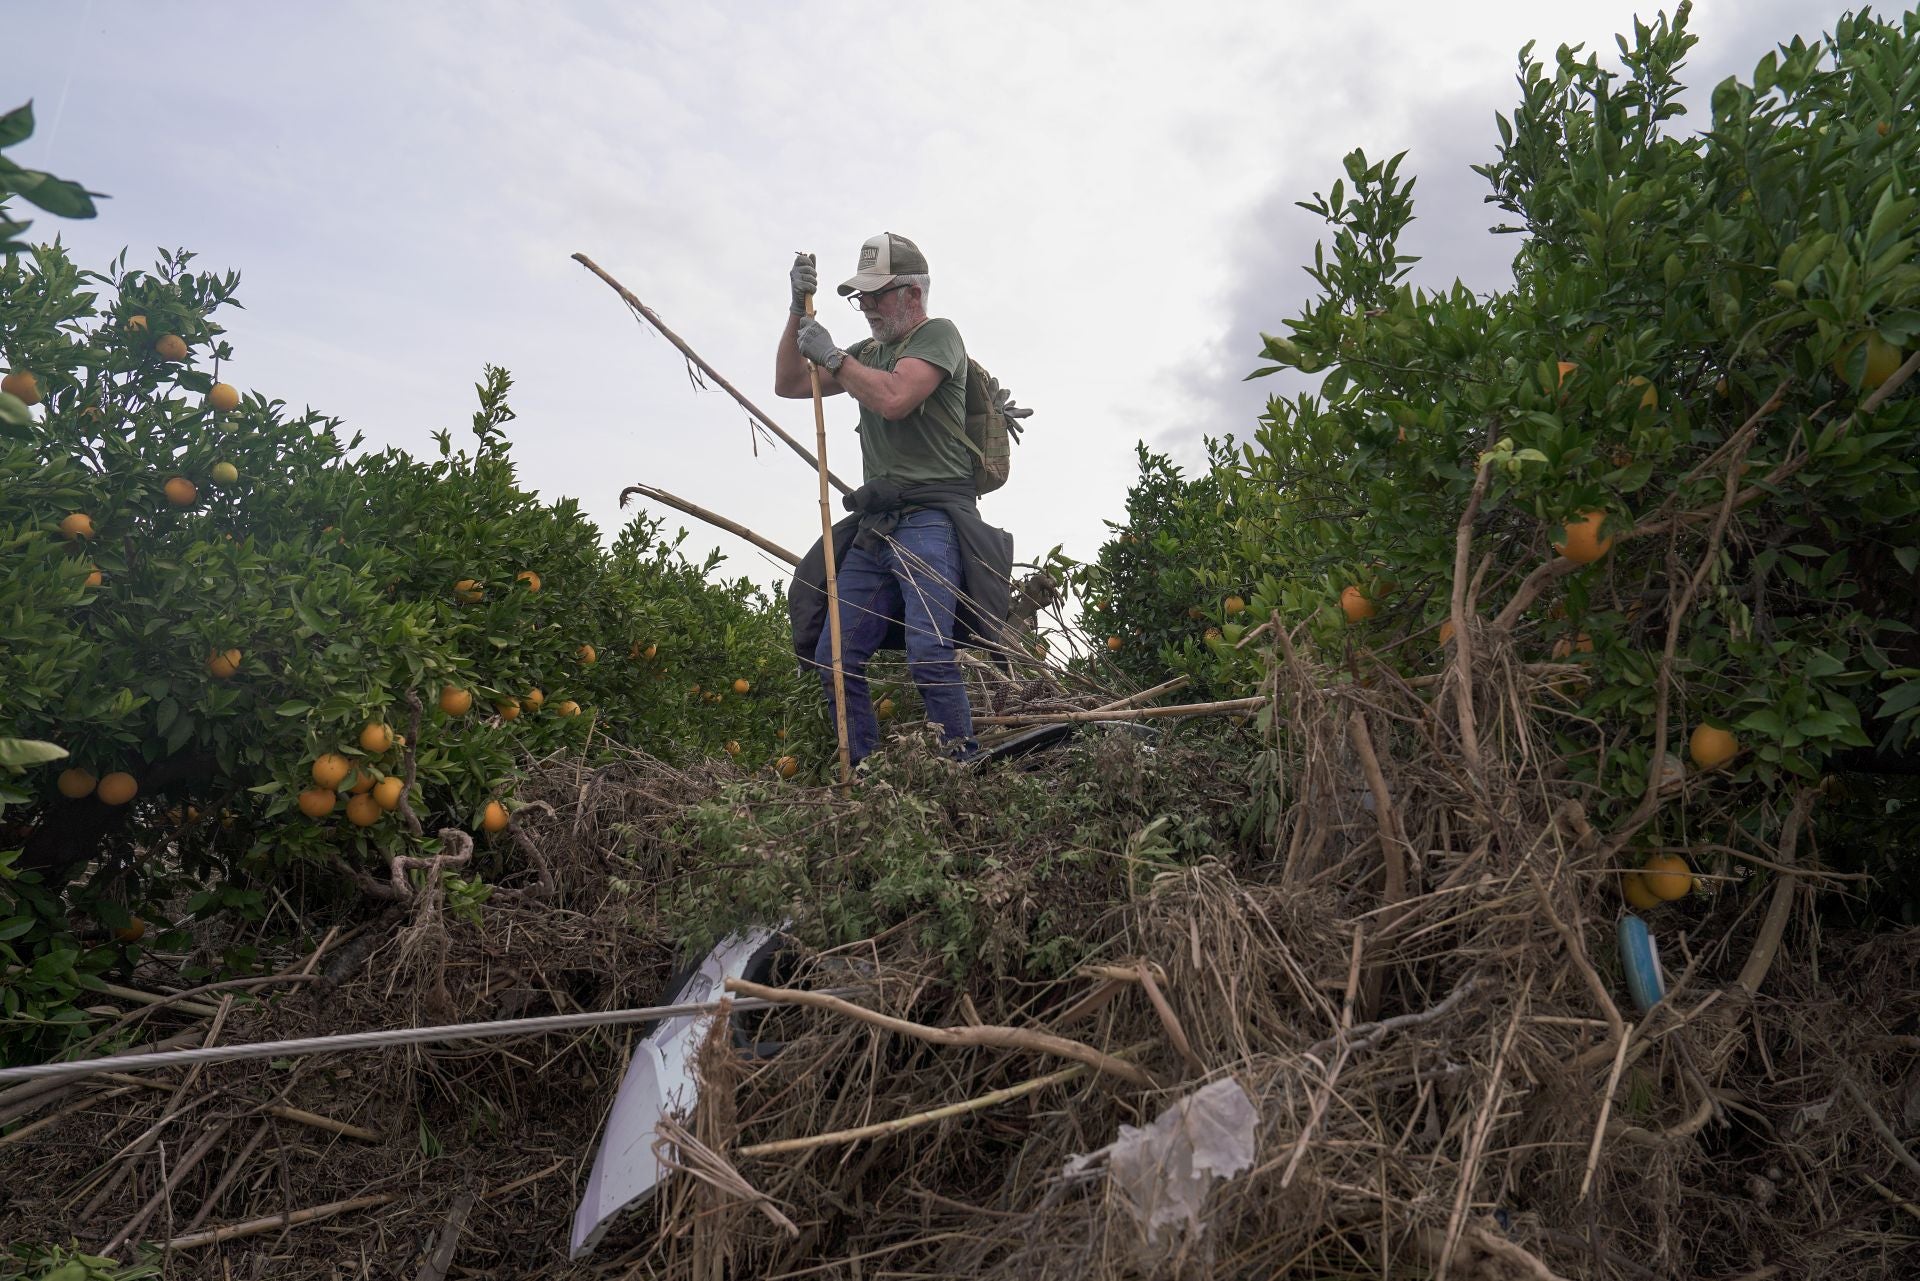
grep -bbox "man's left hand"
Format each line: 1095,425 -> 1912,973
795,316 -> 843,370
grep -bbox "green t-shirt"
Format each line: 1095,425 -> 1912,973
846,317 -> 972,487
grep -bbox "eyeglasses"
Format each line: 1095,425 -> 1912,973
847,283 -> 914,310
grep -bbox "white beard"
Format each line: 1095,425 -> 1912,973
867,312 -> 912,344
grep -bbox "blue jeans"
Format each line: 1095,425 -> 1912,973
813,509 -> 976,764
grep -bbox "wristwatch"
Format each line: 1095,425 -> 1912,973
824,348 -> 847,373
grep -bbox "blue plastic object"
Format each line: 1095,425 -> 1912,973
1617,914 -> 1667,1014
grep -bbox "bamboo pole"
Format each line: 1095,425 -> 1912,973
802,262 -> 854,789
619,481 -> 801,567
572,252 -> 852,495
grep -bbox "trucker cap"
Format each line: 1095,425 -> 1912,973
836,232 -> 930,296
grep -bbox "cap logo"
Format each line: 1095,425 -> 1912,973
858,245 -> 880,271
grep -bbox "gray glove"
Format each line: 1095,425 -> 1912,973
993,384 -> 1033,440
789,253 -> 817,316
795,315 -> 844,370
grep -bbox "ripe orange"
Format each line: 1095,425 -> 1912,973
1553,511 -> 1614,565
775,727 -> 788,740
311,753 -> 352,789
60,512 -> 95,540
1204,626 -> 1223,643
689,683 -> 702,696
1,370 -> 40,405
126,314 -> 148,333
1626,375 -> 1657,410
1187,606 -> 1205,620
481,800 -> 510,833
348,769 -> 375,794
454,578 -> 484,603
297,787 -> 337,819
1551,634 -> 1594,660
1438,620 -> 1455,646
1106,635 -> 1123,651
439,686 -> 473,716
211,461 -> 239,484
776,755 -> 798,778
877,697 -> 895,720
57,768 -> 97,799
1689,724 -> 1739,770
644,644 -> 657,660
578,644 -> 597,664
207,383 -> 240,412
1641,854 -> 1694,901
113,917 -> 147,944
516,570 -> 542,591
556,699 -> 581,717
725,740 -> 741,757
1223,595 -> 1246,616
164,476 -> 198,506
1622,872 -> 1661,910
1832,332 -> 1904,391
97,772 -> 139,806
207,648 -> 243,678
523,688 -> 545,711
496,700 -> 521,720
1340,586 -> 1375,623
83,567 -> 103,588
154,333 -> 188,361
358,722 -> 393,754
731,678 -> 750,695
373,776 -> 405,811
345,793 -> 382,827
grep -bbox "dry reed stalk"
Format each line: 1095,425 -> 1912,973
723,978 -> 1154,1087
973,695 -> 1267,726
736,1060 -> 1089,1158
262,1104 -> 381,1142
159,1192 -> 396,1251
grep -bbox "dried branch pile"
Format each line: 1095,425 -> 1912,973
4,639 -> 1918,1278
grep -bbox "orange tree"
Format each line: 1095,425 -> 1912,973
0,230 -> 824,1055
1083,5 -> 1919,899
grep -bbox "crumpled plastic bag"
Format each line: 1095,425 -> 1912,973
1064,1077 -> 1258,1246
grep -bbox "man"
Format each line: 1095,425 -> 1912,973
776,231 -> 1019,766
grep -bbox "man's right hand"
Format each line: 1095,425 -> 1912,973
789,253 -> 818,315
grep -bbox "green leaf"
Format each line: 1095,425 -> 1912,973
0,738 -> 68,770
0,101 -> 34,149
0,391 -> 30,435
1877,680 -> 1920,719
7,167 -> 100,219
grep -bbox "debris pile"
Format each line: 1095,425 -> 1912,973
4,637 -> 1918,1279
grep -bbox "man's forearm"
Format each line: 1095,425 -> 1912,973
832,358 -> 903,418
774,312 -> 809,397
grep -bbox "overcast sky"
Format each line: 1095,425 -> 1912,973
10,0 -> 1843,591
